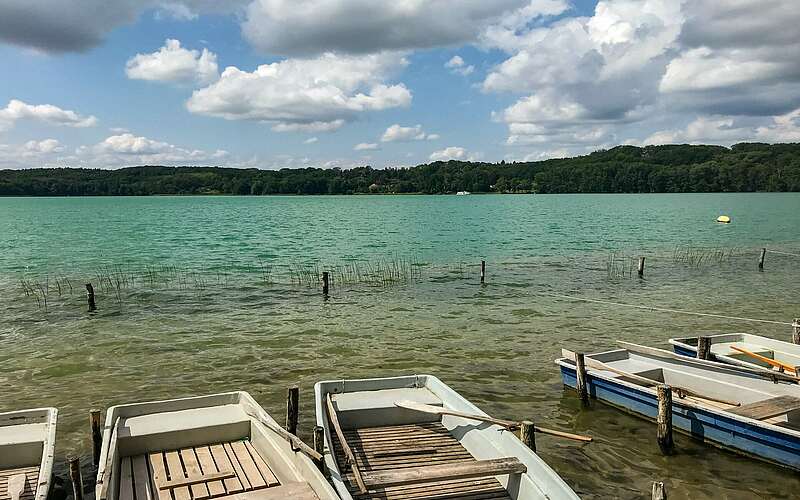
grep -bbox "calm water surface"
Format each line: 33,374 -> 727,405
1,194 -> 800,499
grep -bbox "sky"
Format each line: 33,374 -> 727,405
0,0 -> 799,170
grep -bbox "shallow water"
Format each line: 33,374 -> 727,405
1,194 -> 800,499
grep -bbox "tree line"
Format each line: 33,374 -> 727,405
2,143 -> 799,196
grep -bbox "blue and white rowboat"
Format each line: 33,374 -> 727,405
556,343 -> 800,470
670,333 -> 800,374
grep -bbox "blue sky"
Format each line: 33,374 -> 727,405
1,0 -> 799,169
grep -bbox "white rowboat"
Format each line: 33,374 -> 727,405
315,375 -> 580,500
95,392 -> 338,500
669,333 -> 800,374
0,408 -> 57,500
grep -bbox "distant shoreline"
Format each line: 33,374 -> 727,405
2,143 -> 799,196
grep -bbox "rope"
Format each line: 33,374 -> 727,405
766,249 -> 800,258
540,291 -> 794,326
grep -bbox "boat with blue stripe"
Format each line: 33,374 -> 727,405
556,343 -> 800,471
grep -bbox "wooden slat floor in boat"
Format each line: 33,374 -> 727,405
331,422 -> 512,500
119,440 -> 280,500
0,465 -> 39,500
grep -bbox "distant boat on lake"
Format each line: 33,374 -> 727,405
456,191 -> 471,195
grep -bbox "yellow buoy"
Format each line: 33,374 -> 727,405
716,215 -> 731,224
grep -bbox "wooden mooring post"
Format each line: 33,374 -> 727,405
90,409 -> 102,465
68,455 -> 83,500
286,386 -> 299,436
651,481 -> 667,500
322,271 -> 329,296
313,425 -> 327,473
696,336 -> 711,360
758,248 -> 766,271
85,283 -> 96,311
575,353 -> 589,404
793,319 -> 800,345
638,257 -> 646,277
520,421 -> 536,452
656,385 -> 674,455
480,260 -> 486,284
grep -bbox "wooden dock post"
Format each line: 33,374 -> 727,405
286,386 -> 299,435
793,319 -> 800,345
480,260 -> 486,284
313,425 -> 326,472
575,353 -> 589,404
85,283 -> 96,311
520,421 -> 536,452
759,248 -> 766,271
68,455 -> 83,500
90,409 -> 102,465
696,336 -> 711,360
638,257 -> 645,277
651,481 -> 667,500
656,385 -> 674,455
322,271 -> 329,296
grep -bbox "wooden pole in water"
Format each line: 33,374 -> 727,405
90,410 -> 102,466
758,248 -> 766,271
519,421 -> 536,452
656,385 -> 674,455
638,257 -> 645,277
85,283 -> 96,311
313,425 -> 326,473
696,336 -> 711,360
68,455 -> 83,500
286,386 -> 299,435
480,260 -> 486,284
575,353 -> 589,404
322,271 -> 329,296
651,481 -> 667,500
793,319 -> 800,345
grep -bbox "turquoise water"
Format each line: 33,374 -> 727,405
1,193 -> 800,499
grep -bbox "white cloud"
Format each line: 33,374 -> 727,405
430,146 -> 471,161
126,39 -> 219,86
354,142 -> 379,151
445,55 -> 475,76
303,136 -> 318,144
24,138 -> 64,153
0,99 -> 97,131
381,124 -> 438,142
186,52 -> 411,132
242,1 -> 567,56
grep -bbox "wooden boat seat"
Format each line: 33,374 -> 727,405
728,396 -> 800,420
0,466 -> 39,500
332,389 -> 442,429
119,440 -> 281,500
361,457 -> 527,488
222,483 -> 320,500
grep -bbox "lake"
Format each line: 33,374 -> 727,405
2,193 -> 800,499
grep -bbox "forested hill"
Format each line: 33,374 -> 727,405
2,143 -> 800,196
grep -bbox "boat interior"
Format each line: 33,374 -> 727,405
576,350 -> 800,431
100,393 -> 327,500
0,409 -> 55,500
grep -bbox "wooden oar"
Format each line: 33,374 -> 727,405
395,400 -> 593,443
730,346 -> 797,374
563,350 -> 740,407
326,394 -> 367,494
246,409 -> 323,462
8,474 -> 26,500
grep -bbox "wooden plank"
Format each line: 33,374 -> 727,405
210,444 -> 244,494
157,470 -> 234,491
327,394 -> 367,494
0,468 -> 39,500
230,441 -> 266,490
361,458 -> 526,488
728,395 -> 800,420
243,441 -> 279,487
178,449 -> 210,499
222,483 -> 319,500
147,453 -> 172,500
223,442 -> 251,491
163,451 -> 191,500
119,457 -> 134,500
194,447 -> 226,498
132,455 -> 154,500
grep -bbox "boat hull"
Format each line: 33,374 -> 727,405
558,364 -> 800,471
